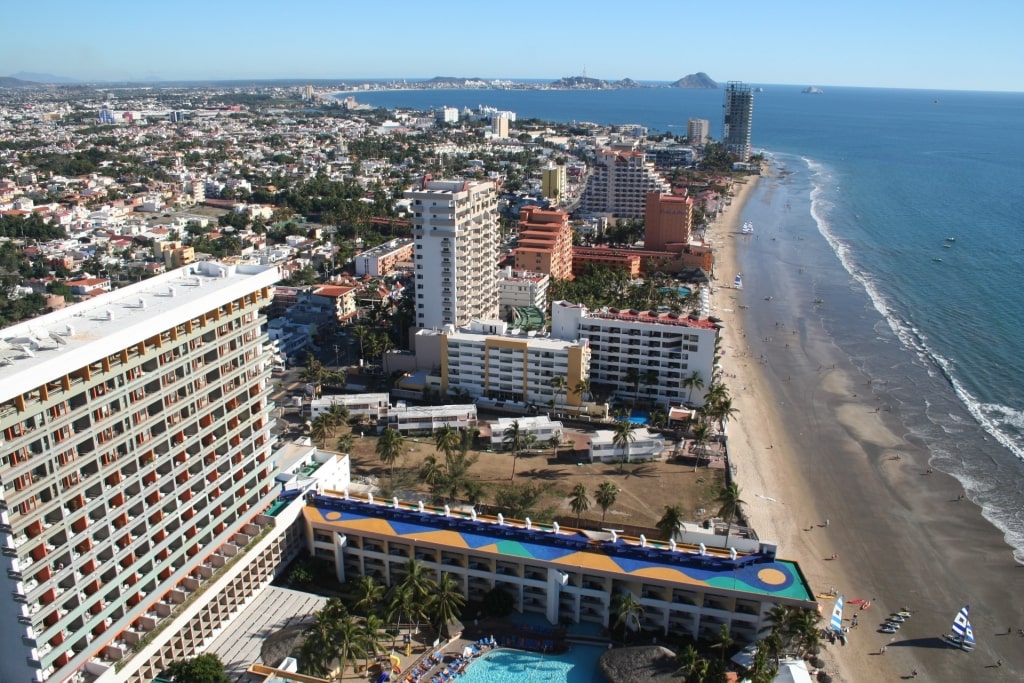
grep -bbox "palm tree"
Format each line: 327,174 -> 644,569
640,369 -> 659,404
595,481 -> 618,523
547,431 -> 563,457
573,377 -> 591,406
748,636 -> 781,683
704,381 -> 729,408
548,375 -> 568,412
673,643 -> 701,680
430,572 -> 466,638
648,409 -> 667,429
612,591 -> 643,643
502,420 -> 528,479
623,366 -> 641,408
656,503 -> 685,541
353,575 -> 384,617
711,623 -> 734,667
399,558 -> 437,635
386,584 -> 413,648
300,611 -> 336,677
708,396 -> 739,427
690,421 -> 713,471
360,613 -> 388,674
334,614 -> 368,681
716,482 -> 746,545
568,483 -> 590,524
309,414 -> 331,447
612,419 -> 637,472
433,424 -> 461,459
683,371 -> 705,406
419,454 -> 443,487
375,427 -> 404,483
337,432 -> 354,453
790,608 -> 822,657
326,402 -> 350,436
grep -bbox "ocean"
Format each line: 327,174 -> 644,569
347,86 -> 1024,561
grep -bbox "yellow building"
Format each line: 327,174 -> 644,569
541,164 -> 567,200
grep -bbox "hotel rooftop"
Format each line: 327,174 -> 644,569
304,493 -> 814,641
0,261 -> 279,403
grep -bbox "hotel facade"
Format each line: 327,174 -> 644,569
0,262 -> 285,683
407,179 -> 500,330
551,301 -> 719,408
304,494 -> 816,645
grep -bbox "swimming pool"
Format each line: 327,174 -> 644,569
621,410 -> 649,425
456,645 -> 607,683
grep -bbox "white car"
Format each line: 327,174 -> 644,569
880,624 -> 899,634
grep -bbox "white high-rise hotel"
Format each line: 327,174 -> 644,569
0,261 -> 281,683
407,179 -> 500,330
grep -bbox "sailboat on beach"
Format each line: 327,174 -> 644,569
829,595 -> 844,633
942,605 -> 975,651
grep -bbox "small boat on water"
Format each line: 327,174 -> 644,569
945,236 -> 956,242
932,258 -> 943,262
740,221 -> 754,234
733,273 -> 743,290
943,605 -> 976,652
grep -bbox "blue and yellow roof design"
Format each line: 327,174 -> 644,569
303,494 -> 813,602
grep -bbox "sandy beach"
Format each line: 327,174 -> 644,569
710,168 -> 1024,682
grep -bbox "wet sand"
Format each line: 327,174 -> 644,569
710,166 -> 1024,682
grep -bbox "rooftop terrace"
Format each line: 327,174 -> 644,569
304,493 -> 813,602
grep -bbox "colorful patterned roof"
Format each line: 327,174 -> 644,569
303,495 -> 812,602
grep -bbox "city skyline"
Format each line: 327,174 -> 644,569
1,0 -> 1022,93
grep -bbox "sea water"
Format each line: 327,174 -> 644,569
349,86 -> 1024,560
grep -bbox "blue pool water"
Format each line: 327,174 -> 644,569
456,645 -> 607,683
660,286 -> 692,298
626,410 -> 649,425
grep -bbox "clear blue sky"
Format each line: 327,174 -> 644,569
3,0 -> 1022,92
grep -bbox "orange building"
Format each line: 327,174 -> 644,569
571,246 -> 642,278
514,206 -> 574,280
644,190 -> 694,252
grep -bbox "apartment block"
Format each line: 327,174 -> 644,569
723,82 -> 754,160
414,320 -> 591,414
354,238 -> 413,277
580,148 -> 670,219
514,207 -> 573,281
551,301 -> 719,408
686,118 -> 710,146
644,191 -> 694,252
407,179 -> 500,330
305,494 -> 815,643
540,164 -> 567,200
497,268 -> 549,319
0,261 -> 281,683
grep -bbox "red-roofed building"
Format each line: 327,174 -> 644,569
311,284 -> 358,322
65,277 -> 111,295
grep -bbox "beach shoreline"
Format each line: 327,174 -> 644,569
709,162 -> 1024,682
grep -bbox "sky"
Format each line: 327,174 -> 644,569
2,0 -> 1023,92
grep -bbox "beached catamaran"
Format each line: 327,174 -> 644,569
943,605 -> 975,651
830,595 -> 844,633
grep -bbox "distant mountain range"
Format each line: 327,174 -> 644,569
11,71 -> 81,84
669,72 -> 719,89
